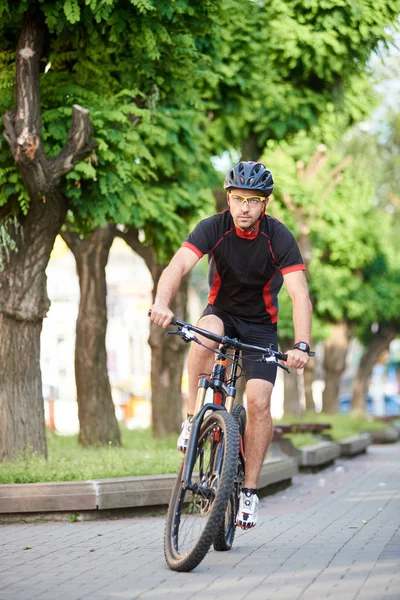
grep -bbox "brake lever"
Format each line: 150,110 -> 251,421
166,327 -> 199,344
258,354 -> 291,373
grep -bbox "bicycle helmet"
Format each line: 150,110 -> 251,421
224,161 -> 274,196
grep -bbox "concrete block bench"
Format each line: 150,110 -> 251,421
338,433 -> 371,457
271,428 -> 340,469
366,426 -> 400,444
299,441 -> 340,468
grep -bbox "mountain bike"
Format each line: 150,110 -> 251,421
162,316 -> 290,572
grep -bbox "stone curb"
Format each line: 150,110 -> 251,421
271,433 -> 375,468
337,433 -> 371,456
0,456 -> 298,516
364,426 -> 400,444
299,440 -> 341,467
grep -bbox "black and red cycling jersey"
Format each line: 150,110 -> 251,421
182,210 -> 305,324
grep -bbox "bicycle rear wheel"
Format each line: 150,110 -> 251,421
213,404 -> 246,551
164,410 -> 238,572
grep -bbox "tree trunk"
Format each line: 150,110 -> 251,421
62,226 -> 121,447
280,336 -> 301,417
0,15 -> 95,460
351,323 -> 398,416
304,357 -> 316,412
283,370 -> 301,418
149,267 -> 189,437
241,133 -> 263,161
116,229 -> 188,437
322,322 -> 353,413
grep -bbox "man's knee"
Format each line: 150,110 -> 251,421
197,314 -> 224,336
246,379 -> 273,415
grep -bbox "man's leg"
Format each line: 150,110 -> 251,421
177,315 -> 224,452
243,378 -> 273,487
186,314 -> 224,415
237,378 -> 273,529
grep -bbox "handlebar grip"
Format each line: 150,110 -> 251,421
148,310 -> 182,328
279,352 -> 288,361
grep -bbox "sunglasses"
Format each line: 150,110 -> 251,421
229,193 -> 266,206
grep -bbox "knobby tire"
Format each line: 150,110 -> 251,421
213,404 -> 246,552
164,410 -> 239,572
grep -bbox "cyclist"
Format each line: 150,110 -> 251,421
150,161 -> 312,529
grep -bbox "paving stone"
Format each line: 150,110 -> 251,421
0,444 -> 399,599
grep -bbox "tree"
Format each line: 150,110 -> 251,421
350,105 -> 400,414
309,151 -> 392,413
262,139 -> 351,415
61,226 -> 121,447
0,8 -> 96,460
0,0 -> 221,451
351,275 -> 400,416
65,0 -> 400,435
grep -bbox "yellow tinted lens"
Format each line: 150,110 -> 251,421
230,193 -> 264,205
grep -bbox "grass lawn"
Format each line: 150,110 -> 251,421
0,413 -> 389,484
275,412 -> 388,446
0,427 -> 182,484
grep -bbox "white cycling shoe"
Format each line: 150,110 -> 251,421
177,419 -> 192,453
236,489 -> 259,529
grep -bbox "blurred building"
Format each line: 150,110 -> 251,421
41,236 -> 153,434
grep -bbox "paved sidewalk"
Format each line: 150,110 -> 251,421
0,443 -> 399,600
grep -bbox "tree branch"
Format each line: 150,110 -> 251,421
116,227 -> 154,271
2,111 -> 18,160
321,156 -> 352,184
304,144 -> 328,180
51,105 -> 97,182
281,192 -> 298,214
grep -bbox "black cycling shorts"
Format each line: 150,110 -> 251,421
201,304 -> 278,385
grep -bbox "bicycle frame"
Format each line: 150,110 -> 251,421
182,343 -> 242,492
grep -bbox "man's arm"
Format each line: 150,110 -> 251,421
282,270 -> 313,370
150,247 -> 200,328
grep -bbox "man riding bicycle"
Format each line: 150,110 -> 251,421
150,161 -> 312,529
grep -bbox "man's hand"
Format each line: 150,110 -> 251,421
284,348 -> 310,373
149,302 -> 174,328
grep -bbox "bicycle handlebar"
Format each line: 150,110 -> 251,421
169,315 -> 288,362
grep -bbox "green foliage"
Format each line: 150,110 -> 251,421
206,0 -> 400,155
0,0 -> 222,260
1,0 -> 400,263
0,426 -> 182,483
277,284 -> 330,343
264,129 -> 396,331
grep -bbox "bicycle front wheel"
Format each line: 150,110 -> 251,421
214,404 -> 246,552
164,410 -> 239,572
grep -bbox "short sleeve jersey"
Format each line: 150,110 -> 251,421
182,211 -> 305,324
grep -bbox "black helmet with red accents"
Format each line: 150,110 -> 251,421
224,161 -> 274,196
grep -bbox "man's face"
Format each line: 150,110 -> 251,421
227,189 -> 268,230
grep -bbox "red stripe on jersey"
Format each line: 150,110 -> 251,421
181,241 -> 204,259
208,258 -> 222,304
261,232 -> 280,267
281,264 -> 305,275
262,278 -> 279,323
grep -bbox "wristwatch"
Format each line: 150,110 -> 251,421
293,342 -> 310,354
